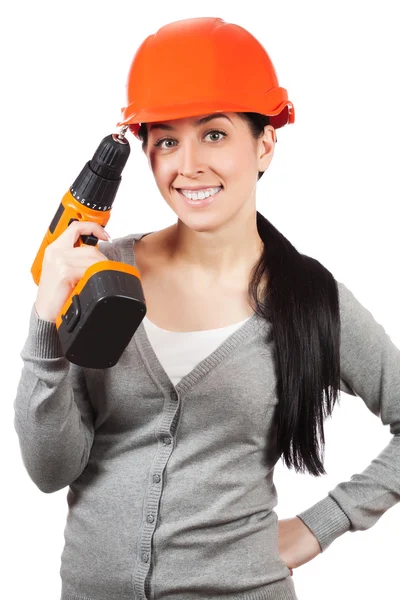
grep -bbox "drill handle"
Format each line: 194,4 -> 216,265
31,190 -> 111,286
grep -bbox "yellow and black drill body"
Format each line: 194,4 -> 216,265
31,129 -> 146,369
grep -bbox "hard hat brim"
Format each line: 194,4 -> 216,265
117,95 -> 295,138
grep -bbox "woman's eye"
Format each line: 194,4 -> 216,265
205,130 -> 226,142
154,138 -> 175,149
154,130 -> 226,149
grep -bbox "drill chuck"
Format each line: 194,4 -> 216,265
70,132 -> 130,211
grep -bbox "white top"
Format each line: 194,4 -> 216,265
142,314 -> 253,386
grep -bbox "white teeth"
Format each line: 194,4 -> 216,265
180,187 -> 221,200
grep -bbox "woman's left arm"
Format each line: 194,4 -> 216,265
294,280 -> 400,555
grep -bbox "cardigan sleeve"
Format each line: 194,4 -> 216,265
13,239 -> 118,493
296,280 -> 400,552
13,305 -> 95,493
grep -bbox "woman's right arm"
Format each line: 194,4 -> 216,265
13,221 -> 111,493
14,306 -> 95,493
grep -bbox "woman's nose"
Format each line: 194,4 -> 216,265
178,140 -> 205,177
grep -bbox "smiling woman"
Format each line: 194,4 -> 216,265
140,111 -> 276,223
14,14 -> 400,600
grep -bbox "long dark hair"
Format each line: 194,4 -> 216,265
135,113 -> 341,477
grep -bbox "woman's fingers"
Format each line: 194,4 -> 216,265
50,219 -> 110,248
35,221 -> 111,322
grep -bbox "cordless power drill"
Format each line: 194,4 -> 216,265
31,126 -> 147,369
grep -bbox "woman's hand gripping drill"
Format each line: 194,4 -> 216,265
34,220 -> 111,323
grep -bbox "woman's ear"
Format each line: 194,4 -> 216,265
257,126 -> 276,173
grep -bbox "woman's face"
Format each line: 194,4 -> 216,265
143,112 -> 275,228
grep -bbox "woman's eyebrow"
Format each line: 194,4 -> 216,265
148,114 -> 233,132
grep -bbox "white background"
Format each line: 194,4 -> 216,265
2,1 -> 399,598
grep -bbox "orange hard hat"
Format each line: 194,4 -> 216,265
117,17 -> 295,139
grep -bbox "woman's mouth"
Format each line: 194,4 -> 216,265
177,186 -> 223,208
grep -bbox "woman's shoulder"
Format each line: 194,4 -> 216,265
98,232 -> 151,263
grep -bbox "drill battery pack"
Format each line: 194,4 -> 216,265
56,260 -> 146,368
